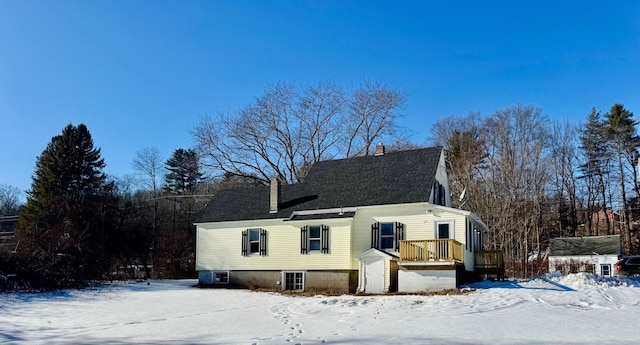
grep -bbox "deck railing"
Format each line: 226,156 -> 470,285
399,239 -> 463,263
474,250 -> 505,279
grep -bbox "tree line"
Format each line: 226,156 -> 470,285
431,103 -> 639,277
1,124 -> 206,289
1,78 -> 637,288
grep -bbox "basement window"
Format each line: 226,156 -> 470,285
214,271 -> 229,284
283,271 -> 304,291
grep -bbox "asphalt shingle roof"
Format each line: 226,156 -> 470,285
196,146 -> 443,223
548,235 -> 621,256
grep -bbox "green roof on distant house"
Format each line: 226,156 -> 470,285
548,235 -> 621,256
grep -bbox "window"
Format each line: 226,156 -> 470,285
214,271 -> 229,284
556,262 -> 596,275
371,222 -> 405,251
436,221 -> 453,239
584,264 -> 595,274
242,228 -> 267,256
601,264 -> 611,277
283,271 -> 304,291
433,179 -> 446,206
309,226 -> 321,250
301,225 -> 330,254
380,223 -> 395,249
249,229 -> 260,253
466,221 -> 478,251
466,220 -> 472,251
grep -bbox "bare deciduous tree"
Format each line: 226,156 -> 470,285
482,105 -> 551,277
296,81 -> 344,163
131,146 -> 165,258
192,80 -> 405,184
549,121 -> 581,238
345,79 -> 405,157
132,146 -> 164,195
0,184 -> 22,216
430,112 -> 486,209
431,105 -> 553,277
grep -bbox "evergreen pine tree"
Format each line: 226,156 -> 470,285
17,124 -> 115,285
602,103 -> 639,252
164,149 -> 202,194
579,108 -> 611,235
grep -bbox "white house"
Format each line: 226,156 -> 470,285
548,235 -> 621,277
195,145 -> 492,293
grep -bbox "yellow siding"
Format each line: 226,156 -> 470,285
350,203 -> 470,268
196,218 -> 353,271
197,202 -> 476,272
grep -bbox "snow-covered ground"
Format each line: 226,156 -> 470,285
1,273 -> 639,345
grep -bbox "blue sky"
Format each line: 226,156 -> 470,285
1,1 -> 639,195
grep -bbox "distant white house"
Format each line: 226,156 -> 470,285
548,235 -> 621,277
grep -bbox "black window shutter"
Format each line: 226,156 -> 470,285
259,229 -> 268,256
395,222 -> 405,251
300,226 -> 309,254
321,225 -> 329,254
241,230 -> 248,256
371,222 -> 380,249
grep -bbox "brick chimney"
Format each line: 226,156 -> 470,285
375,142 -> 385,156
269,178 -> 280,213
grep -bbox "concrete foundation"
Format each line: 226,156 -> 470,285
198,270 -> 358,294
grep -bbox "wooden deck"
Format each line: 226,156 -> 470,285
398,240 -> 506,278
474,250 -> 505,280
398,239 -> 463,263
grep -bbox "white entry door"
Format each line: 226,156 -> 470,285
364,257 -> 385,294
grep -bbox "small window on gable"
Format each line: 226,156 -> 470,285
301,225 -> 329,254
242,228 -> 267,256
433,179 -> 446,206
371,222 -> 405,251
